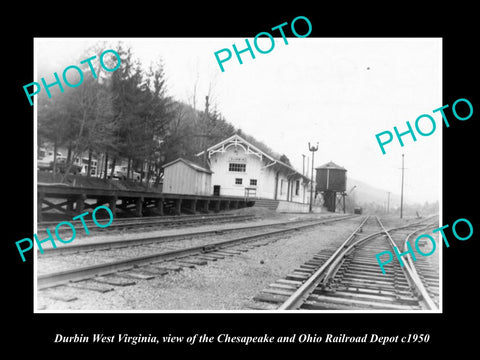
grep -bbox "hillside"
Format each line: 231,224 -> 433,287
346,178 -> 400,209
344,178 -> 438,216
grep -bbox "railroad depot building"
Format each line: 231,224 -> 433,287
195,134 -> 313,210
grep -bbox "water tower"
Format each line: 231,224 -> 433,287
315,161 -> 347,213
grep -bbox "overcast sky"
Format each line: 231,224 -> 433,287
35,37 -> 442,204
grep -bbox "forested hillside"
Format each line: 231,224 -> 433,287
37,43 -> 284,184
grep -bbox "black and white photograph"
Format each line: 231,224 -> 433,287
32,36 -> 443,313
7,7 -> 479,355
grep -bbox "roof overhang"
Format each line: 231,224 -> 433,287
196,134 -> 310,182
162,158 -> 212,174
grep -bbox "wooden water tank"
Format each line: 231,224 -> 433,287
315,161 -> 347,192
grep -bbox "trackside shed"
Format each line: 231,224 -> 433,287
162,158 -> 212,196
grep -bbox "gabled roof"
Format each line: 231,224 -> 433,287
162,158 -> 213,174
316,161 -> 346,171
196,134 -> 309,180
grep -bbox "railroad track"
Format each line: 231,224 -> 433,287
252,215 -> 440,311
38,214 -> 350,257
37,214 -> 358,294
37,212 -> 257,234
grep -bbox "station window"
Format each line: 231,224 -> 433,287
235,178 -> 243,185
250,179 -> 257,186
295,180 -> 300,195
229,163 -> 246,172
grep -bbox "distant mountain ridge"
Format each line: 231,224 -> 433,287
343,177 -> 439,216
346,177 -> 401,208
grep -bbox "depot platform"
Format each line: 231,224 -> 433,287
37,184 -> 252,222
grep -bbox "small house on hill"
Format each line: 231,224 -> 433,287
162,158 -> 212,196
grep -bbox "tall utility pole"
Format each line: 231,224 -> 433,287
306,156 -> 309,178
302,154 -> 306,204
400,154 -> 405,219
308,142 -> 319,213
387,191 -> 390,214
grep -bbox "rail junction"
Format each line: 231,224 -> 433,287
36,193 -> 440,312
253,215 -> 439,311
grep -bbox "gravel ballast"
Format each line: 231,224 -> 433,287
37,215 -> 366,311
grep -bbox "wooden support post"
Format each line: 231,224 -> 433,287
37,191 -> 44,222
156,198 -> 164,216
191,199 -> 197,213
215,200 -> 221,213
120,198 -> 128,212
232,200 -> 239,209
135,197 -> 144,217
225,200 -> 231,210
76,193 -> 86,214
109,196 -> 117,218
203,200 -> 210,213
67,197 -> 74,212
175,199 -> 182,215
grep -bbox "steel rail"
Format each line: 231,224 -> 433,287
375,217 -> 438,310
278,216 -> 437,310
402,226 -> 438,310
301,220 -> 432,292
277,216 -> 371,310
37,213 -> 256,231
38,214 -> 355,256
37,214 -> 358,289
39,211 -> 253,224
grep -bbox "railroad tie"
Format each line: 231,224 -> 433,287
253,291 -> 290,304
67,281 -> 114,293
138,266 -> 169,276
93,276 -> 136,287
46,294 -> 78,302
176,258 -> 208,266
150,263 -> 183,272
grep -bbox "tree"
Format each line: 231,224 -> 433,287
37,42 -> 120,181
56,73 -> 116,181
38,85 -> 74,176
104,45 -> 146,179
279,154 -> 292,166
163,101 -> 197,162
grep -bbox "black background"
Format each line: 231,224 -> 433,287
7,4 -> 478,356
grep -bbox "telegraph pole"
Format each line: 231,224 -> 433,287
302,154 -> 306,175
400,154 -> 405,219
308,142 -> 319,213
302,154 -> 306,204
387,191 -> 390,214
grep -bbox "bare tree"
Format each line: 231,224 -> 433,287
58,75 -> 116,182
